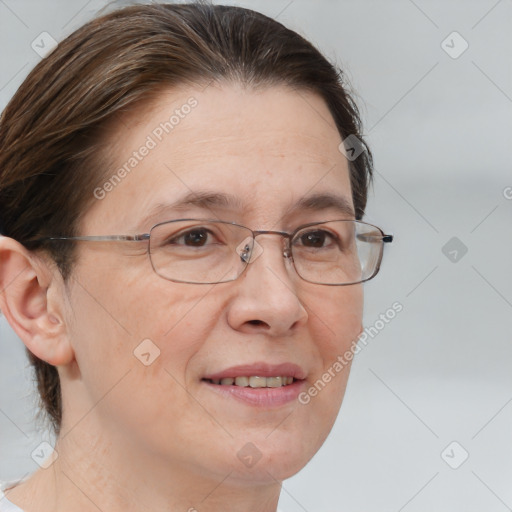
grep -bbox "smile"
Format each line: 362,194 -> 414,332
203,376 -> 295,388
201,363 -> 306,407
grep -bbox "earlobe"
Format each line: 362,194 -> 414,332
0,236 -> 75,367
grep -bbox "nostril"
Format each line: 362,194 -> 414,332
248,319 -> 265,326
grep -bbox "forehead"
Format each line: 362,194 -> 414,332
85,82 -> 353,233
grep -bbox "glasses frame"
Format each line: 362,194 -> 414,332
35,218 -> 393,286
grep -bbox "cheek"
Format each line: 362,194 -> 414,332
309,284 -> 363,359
63,268 -> 220,436
302,285 -> 363,418
66,258 -> 220,388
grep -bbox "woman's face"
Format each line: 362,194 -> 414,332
60,82 -> 363,484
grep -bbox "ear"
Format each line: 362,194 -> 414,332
0,236 -> 74,366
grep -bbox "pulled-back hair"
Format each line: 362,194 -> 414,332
0,2 -> 373,435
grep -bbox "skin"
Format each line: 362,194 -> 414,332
0,82 -> 363,512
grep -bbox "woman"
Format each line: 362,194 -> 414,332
0,3 -> 392,511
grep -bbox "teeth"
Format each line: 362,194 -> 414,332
266,376 -> 283,388
235,376 -> 249,387
249,376 -> 267,388
209,376 -> 294,387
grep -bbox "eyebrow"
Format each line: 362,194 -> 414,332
139,190 -> 355,229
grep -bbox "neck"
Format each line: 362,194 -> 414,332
6,422 -> 282,512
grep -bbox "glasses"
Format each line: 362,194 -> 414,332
37,218 -> 393,286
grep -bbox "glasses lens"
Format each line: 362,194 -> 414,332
291,221 -> 384,285
149,220 -> 252,284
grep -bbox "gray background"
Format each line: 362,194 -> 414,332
1,0 -> 511,510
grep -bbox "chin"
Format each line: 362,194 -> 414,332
218,427 -> 327,485
228,457 -> 309,486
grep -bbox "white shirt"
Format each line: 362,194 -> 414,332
0,481 -> 24,512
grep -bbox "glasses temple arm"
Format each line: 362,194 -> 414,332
356,234 -> 393,243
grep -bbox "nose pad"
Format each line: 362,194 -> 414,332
236,237 -> 265,264
283,246 -> 293,261
235,235 -> 292,265
237,240 -> 251,264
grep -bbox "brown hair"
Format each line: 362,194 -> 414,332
0,2 -> 373,436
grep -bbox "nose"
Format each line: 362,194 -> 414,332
226,234 -> 309,336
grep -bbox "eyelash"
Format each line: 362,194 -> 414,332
168,226 -> 340,250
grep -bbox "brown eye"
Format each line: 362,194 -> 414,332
169,228 -> 214,247
296,230 -> 337,249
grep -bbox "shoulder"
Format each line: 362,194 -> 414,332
0,481 -> 26,512
0,478 -> 22,493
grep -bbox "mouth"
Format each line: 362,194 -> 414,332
202,376 -> 296,388
201,363 -> 306,407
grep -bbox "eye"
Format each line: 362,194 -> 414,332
169,228 -> 216,247
295,229 -> 338,249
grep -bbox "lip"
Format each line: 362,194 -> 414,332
203,379 -> 305,407
201,362 -> 307,408
202,362 -> 307,381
